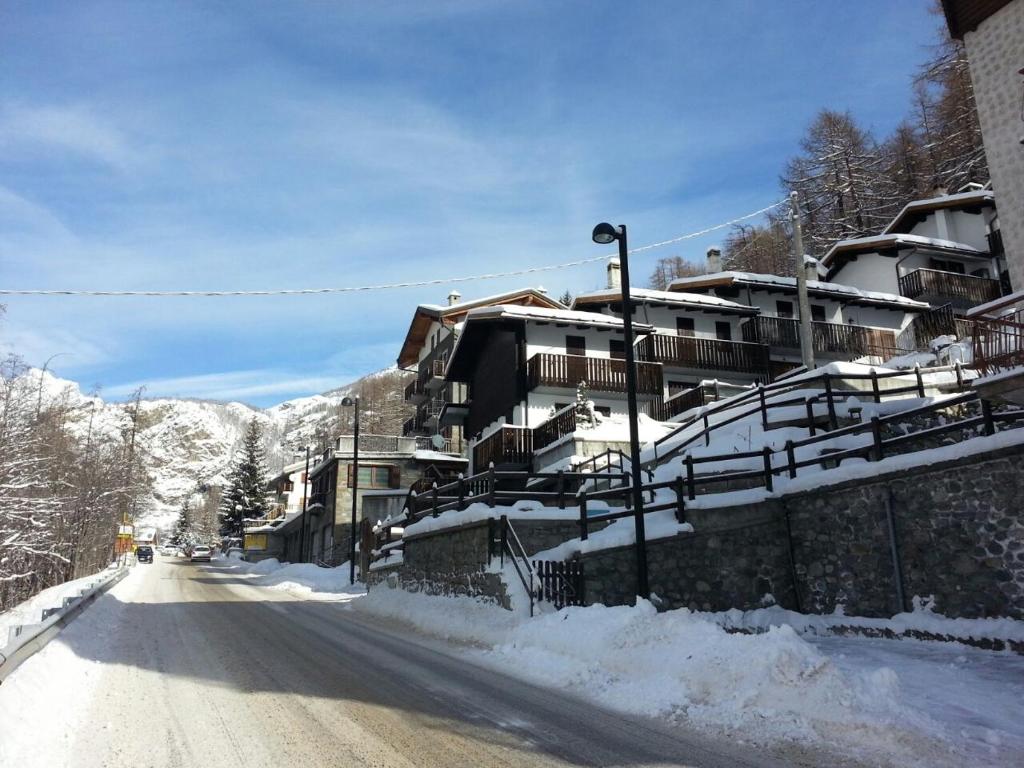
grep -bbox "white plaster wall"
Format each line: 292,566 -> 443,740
896,250 -> 998,280
942,209 -> 993,251
964,0 -> 1024,290
830,255 -> 901,295
525,324 -> 621,359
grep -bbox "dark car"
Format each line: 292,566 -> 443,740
136,545 -> 154,563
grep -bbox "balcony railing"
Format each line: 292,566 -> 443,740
473,425 -> 533,469
742,316 -> 897,359
526,353 -> 662,395
637,333 -> 769,374
898,268 -> 1001,308
532,406 -> 577,452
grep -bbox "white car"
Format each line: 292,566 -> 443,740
160,546 -> 178,556
190,545 -> 212,562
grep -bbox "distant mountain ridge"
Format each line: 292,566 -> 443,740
37,366 -> 412,531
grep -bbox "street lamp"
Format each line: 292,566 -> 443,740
591,222 -> 650,599
341,396 -> 359,584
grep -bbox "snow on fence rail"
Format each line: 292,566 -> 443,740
647,362 -> 970,467
0,566 -> 127,683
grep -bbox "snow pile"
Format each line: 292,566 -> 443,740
0,565 -> 119,641
708,599 -> 1024,644
223,557 -> 361,600
356,589 -> 989,766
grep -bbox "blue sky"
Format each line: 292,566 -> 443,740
1,0 -> 942,406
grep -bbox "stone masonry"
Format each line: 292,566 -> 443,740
963,0 -> 1024,290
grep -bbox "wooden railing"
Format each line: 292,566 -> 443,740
742,316 -> 896,359
526,353 -> 662,395
637,333 -> 769,374
973,309 -> 1024,375
899,268 -> 1001,307
648,362 -> 970,468
533,406 -> 577,451
473,426 -> 533,469
404,378 -> 424,401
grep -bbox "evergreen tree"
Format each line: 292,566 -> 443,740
558,290 -> 573,307
218,418 -> 271,540
169,499 -> 192,547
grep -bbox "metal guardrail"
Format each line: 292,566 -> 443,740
0,566 -> 129,684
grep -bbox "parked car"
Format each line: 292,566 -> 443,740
190,545 -> 212,563
136,545 -> 154,564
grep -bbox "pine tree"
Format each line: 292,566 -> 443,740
558,290 -> 573,306
170,499 -> 192,547
218,418 -> 270,540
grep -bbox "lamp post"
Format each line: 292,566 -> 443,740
341,396 -> 359,584
298,445 -> 311,562
591,222 -> 650,599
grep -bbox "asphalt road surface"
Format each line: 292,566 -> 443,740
52,559 -> 844,768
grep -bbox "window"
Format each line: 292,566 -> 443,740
566,335 -> 586,356
929,258 -> 965,274
811,305 -> 826,322
715,322 -> 732,341
776,300 -> 794,318
676,317 -> 695,337
609,339 -> 625,359
347,464 -> 397,489
282,481 -> 294,492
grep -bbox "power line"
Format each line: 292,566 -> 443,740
0,200 -> 785,297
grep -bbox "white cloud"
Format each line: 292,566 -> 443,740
0,103 -> 143,171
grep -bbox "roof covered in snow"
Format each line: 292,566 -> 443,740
571,287 -> 757,316
883,189 -> 995,235
462,303 -> 655,330
397,287 -> 564,367
821,232 -> 985,267
667,271 -> 929,311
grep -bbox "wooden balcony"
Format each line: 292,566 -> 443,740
473,426 -> 533,469
404,377 -> 427,404
532,406 -> 576,452
637,333 -> 769,375
742,316 -> 896,359
526,353 -> 662,395
898,268 -> 1001,309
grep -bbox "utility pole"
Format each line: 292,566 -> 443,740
791,191 -> 815,371
299,445 -> 310,562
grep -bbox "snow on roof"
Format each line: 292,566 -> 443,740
822,232 -> 984,265
883,189 -> 995,234
418,287 -> 563,314
412,449 -> 468,463
668,271 -> 929,310
463,303 -> 655,331
571,287 -> 756,314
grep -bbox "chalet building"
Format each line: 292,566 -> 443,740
571,280 -> 768,420
943,0 -> 1024,292
669,267 -> 926,376
442,304 -> 667,473
266,459 -> 310,520
396,287 -> 564,452
822,189 -> 1007,312
263,434 -> 466,564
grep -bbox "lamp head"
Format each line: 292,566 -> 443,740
591,222 -> 620,245
341,396 -> 356,407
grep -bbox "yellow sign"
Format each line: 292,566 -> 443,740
245,533 -> 268,551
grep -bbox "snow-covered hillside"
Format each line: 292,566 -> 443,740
37,367 -> 410,532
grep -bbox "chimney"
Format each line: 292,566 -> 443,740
447,289 -> 462,306
606,257 -> 621,289
706,247 -> 722,273
537,285 -> 548,294
804,256 -> 819,282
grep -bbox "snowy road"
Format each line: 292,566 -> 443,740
0,559 -> 835,768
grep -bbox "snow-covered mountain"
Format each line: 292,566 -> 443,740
37,367 -> 411,532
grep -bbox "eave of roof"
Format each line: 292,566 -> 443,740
822,232 -> 985,267
668,271 -> 929,311
883,189 -> 995,234
396,288 -> 564,367
571,287 -> 757,315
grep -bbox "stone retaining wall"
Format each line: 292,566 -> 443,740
583,443 -> 1024,621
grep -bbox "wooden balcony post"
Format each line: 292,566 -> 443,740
785,440 -> 796,479
914,364 -> 925,398
870,367 -> 880,403
579,491 -> 588,541
685,454 -> 696,500
762,446 -> 773,492
870,416 -> 884,461
673,476 -> 686,524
